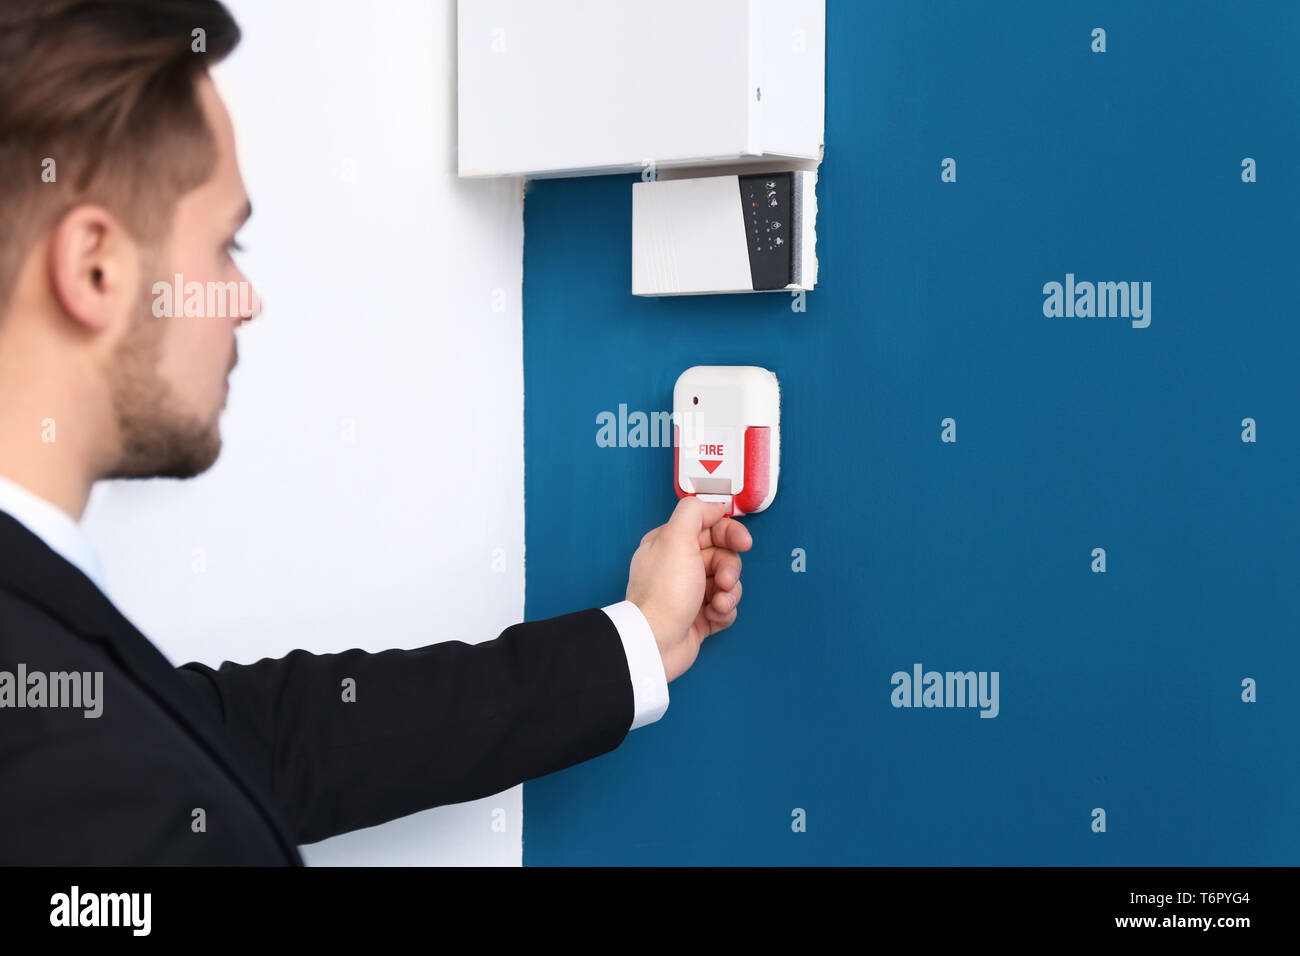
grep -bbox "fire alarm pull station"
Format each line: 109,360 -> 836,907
672,366 -> 781,517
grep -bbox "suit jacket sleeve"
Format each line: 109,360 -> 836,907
174,607 -> 634,845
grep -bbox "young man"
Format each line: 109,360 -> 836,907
0,0 -> 750,864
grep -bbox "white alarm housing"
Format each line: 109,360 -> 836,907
457,0 -> 826,179
672,366 -> 781,517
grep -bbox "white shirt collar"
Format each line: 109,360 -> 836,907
0,473 -> 106,594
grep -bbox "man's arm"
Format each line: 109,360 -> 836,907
176,607 -> 633,846
174,496 -> 750,847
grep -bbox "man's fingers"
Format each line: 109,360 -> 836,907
703,599 -> 738,631
711,577 -> 742,613
666,498 -> 753,555
698,514 -> 752,553
702,546 -> 742,589
698,576 -> 741,635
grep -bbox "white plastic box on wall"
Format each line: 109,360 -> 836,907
457,0 -> 825,179
633,170 -> 817,295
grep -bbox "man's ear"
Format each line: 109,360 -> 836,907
46,205 -> 137,333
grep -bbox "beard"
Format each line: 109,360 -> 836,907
103,256 -> 223,480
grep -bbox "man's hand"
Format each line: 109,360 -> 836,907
625,497 -> 753,683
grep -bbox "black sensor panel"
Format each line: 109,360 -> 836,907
738,172 -> 794,290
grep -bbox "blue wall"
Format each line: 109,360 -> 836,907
522,0 -> 1300,864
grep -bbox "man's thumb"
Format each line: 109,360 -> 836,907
667,496 -> 728,536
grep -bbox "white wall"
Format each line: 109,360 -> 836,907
81,0 -> 527,866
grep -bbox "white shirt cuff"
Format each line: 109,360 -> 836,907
600,600 -> 669,730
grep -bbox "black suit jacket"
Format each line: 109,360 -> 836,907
0,510 -> 634,864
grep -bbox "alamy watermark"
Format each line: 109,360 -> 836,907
0,665 -> 103,718
890,663 -> 999,718
1043,273 -> 1150,328
152,274 -> 259,319
50,886 -> 150,936
595,404 -> 705,447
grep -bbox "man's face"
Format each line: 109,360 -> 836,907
107,74 -> 257,479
